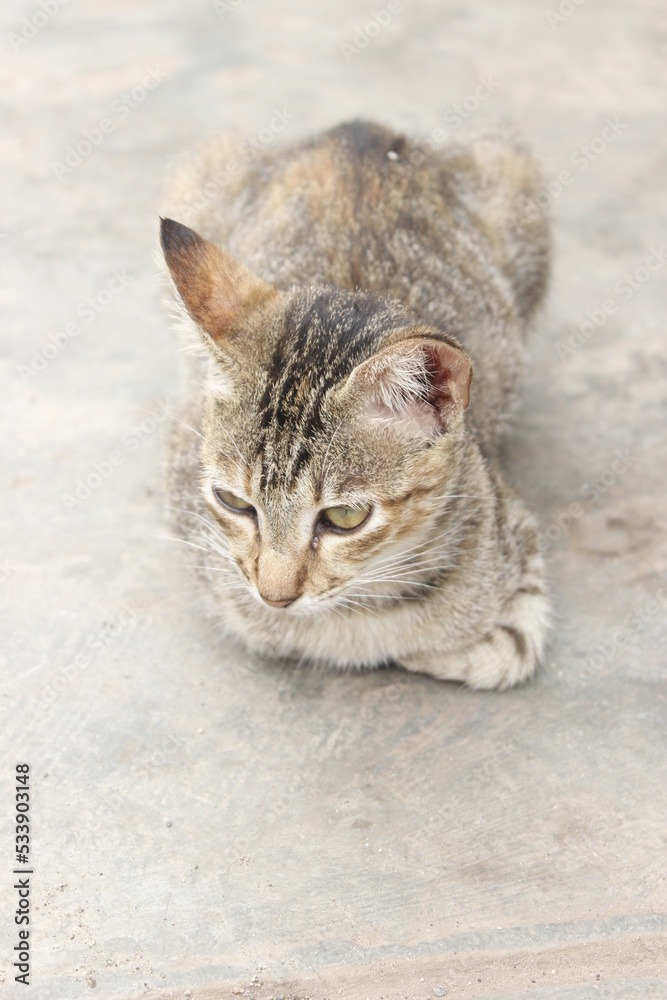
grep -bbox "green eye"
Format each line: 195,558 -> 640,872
322,504 -> 371,531
213,488 -> 254,513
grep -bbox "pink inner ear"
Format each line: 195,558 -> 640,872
423,345 -> 452,409
422,341 -> 472,414
341,334 -> 473,435
362,394 -> 442,436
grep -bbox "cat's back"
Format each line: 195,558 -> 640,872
165,119 -> 547,326
165,120 -> 416,287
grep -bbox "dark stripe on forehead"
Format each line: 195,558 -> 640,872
294,289 -> 383,350
257,289 -> 404,492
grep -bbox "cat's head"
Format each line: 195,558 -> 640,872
161,218 -> 473,613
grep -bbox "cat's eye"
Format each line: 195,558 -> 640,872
213,488 -> 255,513
322,504 -> 371,531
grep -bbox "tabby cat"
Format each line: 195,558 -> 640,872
160,120 -> 550,689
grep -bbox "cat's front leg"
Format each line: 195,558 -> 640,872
400,588 -> 550,691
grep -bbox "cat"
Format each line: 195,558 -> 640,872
160,119 -> 550,689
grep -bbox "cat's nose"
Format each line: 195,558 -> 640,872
260,594 -> 298,608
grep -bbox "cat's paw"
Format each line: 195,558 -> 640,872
401,589 -> 550,690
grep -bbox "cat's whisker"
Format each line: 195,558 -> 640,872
162,412 -> 204,440
426,493 -> 537,506
351,577 -> 439,591
188,571 -> 252,597
353,567 -> 446,587
208,442 -> 254,477
429,494 -> 494,502
160,531 -> 248,588
320,416 -> 346,484
354,582 -> 437,597
200,543 -> 236,566
363,547 -> 432,575
180,561 -> 237,576
131,401 -> 199,443
210,580 -> 256,607
332,595 -> 381,619
350,558 -> 438,590
361,532 -> 460,574
352,556 -> 456,589
366,547 -> 458,572
155,532 -> 215,557
366,522 -> 462,565
167,504 -> 232,542
321,600 -> 348,622
165,528 -> 236,568
203,566 -> 248,588
215,422 -> 250,473
344,590 -> 427,602
182,528 -> 237,568
363,545 -> 453,574
202,450 -> 248,482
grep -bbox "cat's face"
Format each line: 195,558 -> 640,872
162,219 -> 473,614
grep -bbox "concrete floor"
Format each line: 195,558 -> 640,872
1,1 -> 666,998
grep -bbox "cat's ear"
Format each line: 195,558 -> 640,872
343,336 -> 472,434
160,218 -> 276,344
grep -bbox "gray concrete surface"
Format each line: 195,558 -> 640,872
1,1 -> 666,998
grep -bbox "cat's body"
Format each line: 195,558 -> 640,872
161,120 -> 550,689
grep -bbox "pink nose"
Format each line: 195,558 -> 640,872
261,594 -> 298,608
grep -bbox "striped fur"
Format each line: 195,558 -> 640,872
160,120 -> 550,689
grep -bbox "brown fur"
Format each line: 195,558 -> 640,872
160,120 -> 550,689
